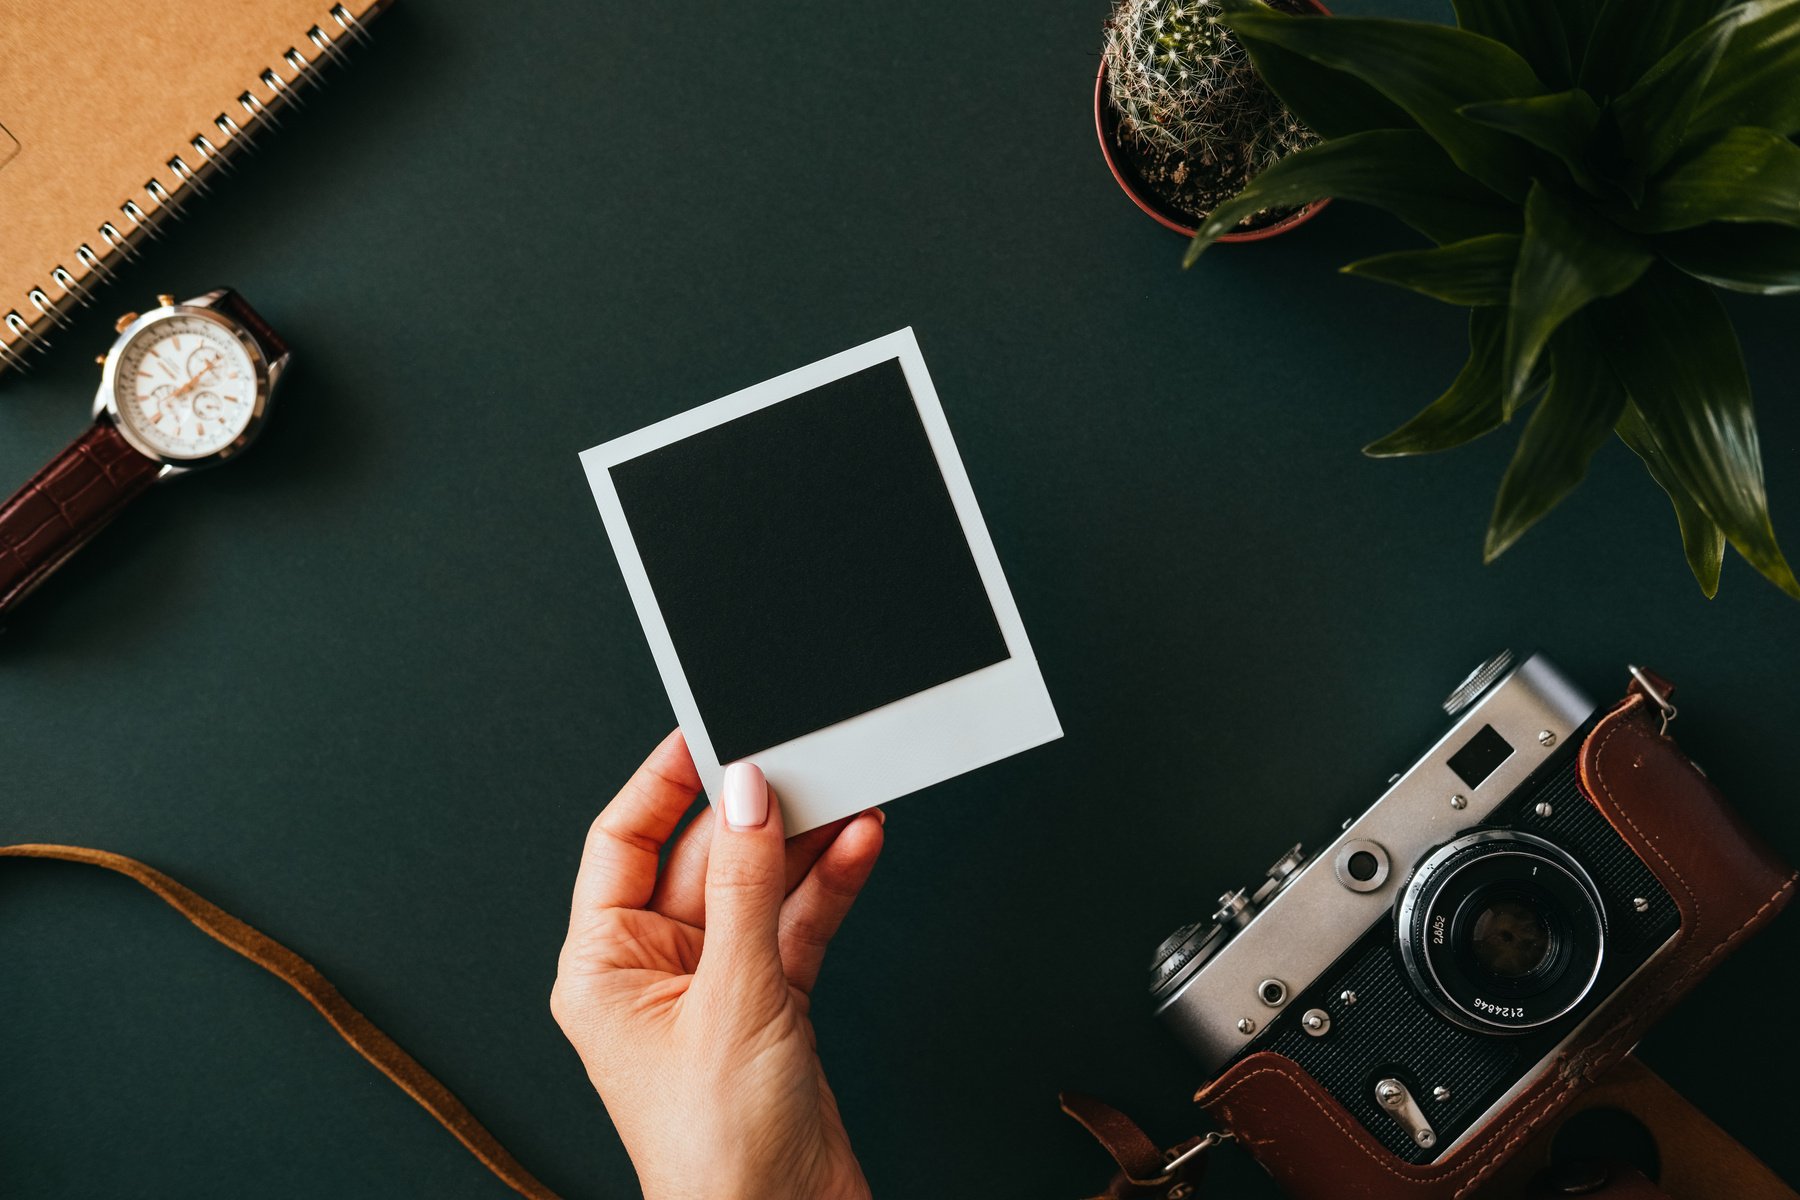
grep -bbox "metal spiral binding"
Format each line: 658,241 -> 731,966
0,2 -> 381,379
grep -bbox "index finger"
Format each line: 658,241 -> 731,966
568,729 -> 703,920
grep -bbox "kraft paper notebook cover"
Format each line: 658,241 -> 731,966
0,0 -> 388,376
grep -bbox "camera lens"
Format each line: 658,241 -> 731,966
1396,830 -> 1606,1033
1469,896 -> 1552,979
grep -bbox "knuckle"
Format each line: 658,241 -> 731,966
708,852 -> 782,896
780,911 -> 834,954
588,809 -> 659,859
812,861 -> 864,904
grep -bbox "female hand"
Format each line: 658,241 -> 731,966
551,730 -> 886,1200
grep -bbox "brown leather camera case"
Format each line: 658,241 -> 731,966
1195,675 -> 1797,1200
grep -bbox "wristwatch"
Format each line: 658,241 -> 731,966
0,289 -> 289,620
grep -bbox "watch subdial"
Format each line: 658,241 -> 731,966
185,345 -> 224,383
142,383 -> 174,424
191,392 -> 224,421
161,391 -> 194,425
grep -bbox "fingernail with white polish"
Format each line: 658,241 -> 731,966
722,762 -> 768,831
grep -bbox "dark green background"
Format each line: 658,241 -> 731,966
3,0 -> 1797,1196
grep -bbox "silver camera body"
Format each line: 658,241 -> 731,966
1149,653 -> 1682,1161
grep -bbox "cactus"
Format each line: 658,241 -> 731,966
1104,0 -> 1316,226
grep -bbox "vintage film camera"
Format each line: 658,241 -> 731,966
1148,652 -> 1795,1197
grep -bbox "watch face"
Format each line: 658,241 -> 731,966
111,313 -> 262,460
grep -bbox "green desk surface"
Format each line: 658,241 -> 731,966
4,0 -> 1797,1196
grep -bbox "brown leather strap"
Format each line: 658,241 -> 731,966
0,422 -> 160,618
1063,1063 -> 1795,1200
1490,1057 -> 1798,1200
0,291 -> 284,623
1061,1092 -> 1213,1198
1,843 -> 561,1200
210,289 -> 289,360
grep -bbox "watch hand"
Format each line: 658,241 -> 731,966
169,364 -> 216,400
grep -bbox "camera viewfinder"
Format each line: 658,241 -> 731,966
1447,724 -> 1515,789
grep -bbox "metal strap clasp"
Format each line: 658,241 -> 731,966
1627,664 -> 1678,735
1148,1129 -> 1234,1186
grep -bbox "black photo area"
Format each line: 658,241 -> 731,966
609,357 -> 1011,762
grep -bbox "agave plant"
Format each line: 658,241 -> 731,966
1186,0 -> 1800,599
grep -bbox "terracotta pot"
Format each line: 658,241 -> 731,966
1094,2 -> 1332,242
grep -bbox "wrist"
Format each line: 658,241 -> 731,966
638,1160 -> 872,1200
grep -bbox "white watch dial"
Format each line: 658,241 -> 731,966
112,314 -> 259,459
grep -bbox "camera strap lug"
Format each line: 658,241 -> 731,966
1627,664 -> 1679,736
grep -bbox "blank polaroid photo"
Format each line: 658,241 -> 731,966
580,328 -> 1061,833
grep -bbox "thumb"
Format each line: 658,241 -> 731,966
696,762 -> 788,1001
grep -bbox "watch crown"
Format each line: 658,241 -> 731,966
155,293 -> 175,308
95,354 -> 107,365
114,311 -> 138,333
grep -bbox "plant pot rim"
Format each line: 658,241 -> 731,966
1094,0 -> 1332,243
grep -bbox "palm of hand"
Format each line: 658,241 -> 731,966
553,734 -> 883,1200
589,906 -> 704,977
587,882 -> 862,1198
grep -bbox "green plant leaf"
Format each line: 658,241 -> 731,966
1218,0 -> 1413,138
1550,0 -> 1609,79
1185,131 -> 1521,264
1342,234 -> 1520,305
1364,309 -> 1509,456
1691,0 -> 1800,137
1503,183 -> 1653,409
1452,0 -> 1592,87
1660,222 -> 1800,292
1590,266 -> 1800,598
1485,321 -> 1628,560
1608,6 -> 1741,181
1581,0 -> 1728,97
1460,91 -> 1603,190
1217,8 -> 1549,199
1616,399 -> 1727,596
1622,126 -> 1800,233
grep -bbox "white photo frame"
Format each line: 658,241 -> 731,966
579,328 -> 1062,833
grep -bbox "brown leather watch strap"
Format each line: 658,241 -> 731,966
0,421 -> 161,619
210,289 -> 289,360
1,843 -> 562,1200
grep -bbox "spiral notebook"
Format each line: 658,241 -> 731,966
0,0 -> 389,377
